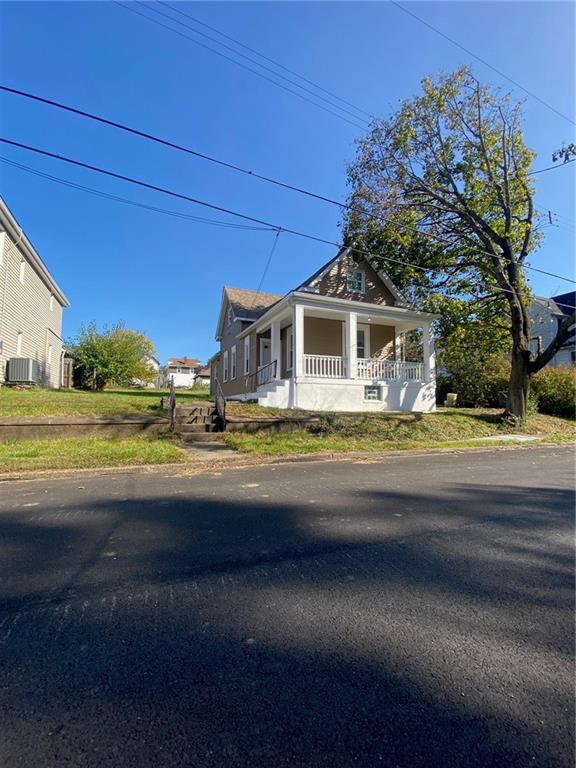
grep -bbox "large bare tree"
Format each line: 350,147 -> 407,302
345,67 -> 575,424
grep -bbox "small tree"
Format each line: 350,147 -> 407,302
345,67 -> 575,424
71,322 -> 155,390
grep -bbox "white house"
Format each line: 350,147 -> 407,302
0,196 -> 70,388
212,248 -> 437,412
528,293 -> 575,368
167,357 -> 200,388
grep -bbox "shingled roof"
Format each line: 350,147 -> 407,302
224,286 -> 283,321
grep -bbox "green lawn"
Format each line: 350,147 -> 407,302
0,435 -> 186,473
0,386 -> 213,418
224,409 -> 576,456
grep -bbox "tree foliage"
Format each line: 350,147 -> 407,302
345,66 -> 575,423
71,322 -> 156,390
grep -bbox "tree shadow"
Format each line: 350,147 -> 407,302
0,476 -> 573,767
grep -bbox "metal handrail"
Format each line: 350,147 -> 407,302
214,377 -> 226,431
245,359 -> 277,392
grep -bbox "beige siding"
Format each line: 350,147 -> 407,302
314,252 -> 396,305
0,232 -> 64,387
370,325 -> 396,359
304,317 -> 343,356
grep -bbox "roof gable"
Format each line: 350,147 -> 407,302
215,286 -> 282,340
297,247 -> 407,306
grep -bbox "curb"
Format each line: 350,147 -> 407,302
0,439 -> 572,483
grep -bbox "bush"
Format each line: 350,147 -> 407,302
532,366 -> 576,418
437,355 -> 510,407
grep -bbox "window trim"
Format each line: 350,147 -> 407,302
19,260 -> 26,284
231,345 -> 237,380
16,332 -> 23,356
50,294 -> 55,311
223,350 -> 229,382
364,385 -> 380,401
244,336 -> 251,375
347,269 -> 365,294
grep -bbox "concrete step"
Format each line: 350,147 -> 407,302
178,423 -> 218,433
181,432 -> 225,443
176,415 -> 215,425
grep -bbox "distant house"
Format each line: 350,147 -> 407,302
167,356 -> 201,388
0,197 -> 70,388
212,247 -> 437,412
528,292 -> 575,367
195,365 -> 211,387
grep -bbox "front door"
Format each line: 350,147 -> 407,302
357,325 -> 370,359
259,339 -> 271,368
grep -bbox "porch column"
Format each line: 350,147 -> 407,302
271,320 -> 281,379
394,333 -> 403,362
345,311 -> 357,379
422,323 -> 436,383
292,303 -> 304,378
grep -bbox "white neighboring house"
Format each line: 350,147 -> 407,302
195,365 -> 211,388
132,354 -> 161,388
528,293 -> 575,368
0,197 -> 70,388
213,247 -> 438,413
167,357 -> 200,388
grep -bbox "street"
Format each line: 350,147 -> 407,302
0,446 -> 574,767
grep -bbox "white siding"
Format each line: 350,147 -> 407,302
0,231 -> 65,387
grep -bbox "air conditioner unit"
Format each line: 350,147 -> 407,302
7,357 -> 40,383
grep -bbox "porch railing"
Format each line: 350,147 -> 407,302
245,359 -> 277,391
304,354 -> 346,378
356,359 -> 424,381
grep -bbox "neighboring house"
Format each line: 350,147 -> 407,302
167,356 -> 201,388
213,247 -> 437,412
132,354 -> 161,388
528,293 -> 576,367
0,197 -> 70,388
195,365 -> 211,387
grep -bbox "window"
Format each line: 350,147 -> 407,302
50,294 -> 55,311
227,307 -> 234,326
19,260 -> 26,284
223,350 -> 229,382
244,337 -> 251,375
347,270 -> 365,293
16,332 -> 23,356
357,329 -> 366,359
287,328 -> 293,371
364,385 -> 380,401
231,345 -> 237,379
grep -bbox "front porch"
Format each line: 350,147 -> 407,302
240,295 -> 437,413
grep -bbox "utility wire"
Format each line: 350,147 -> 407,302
0,155 -> 276,231
161,0 -> 374,121
1,136 -> 575,308
390,1 -> 575,126
114,1 -> 367,131
139,1 -> 371,126
249,229 -> 282,309
0,84 -> 571,266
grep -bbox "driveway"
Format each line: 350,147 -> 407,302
0,446 -> 573,767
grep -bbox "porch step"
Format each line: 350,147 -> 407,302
181,432 -> 225,443
179,423 -> 219,433
176,414 -> 215,425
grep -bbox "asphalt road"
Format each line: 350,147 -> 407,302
0,446 -> 574,768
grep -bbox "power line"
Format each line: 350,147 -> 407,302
114,1 -> 367,131
1,136 -> 574,306
161,1 -> 374,121
141,1 -> 371,126
249,230 -> 282,310
0,155 -> 276,231
390,1 -> 575,126
0,84 -> 571,265
529,158 -> 576,176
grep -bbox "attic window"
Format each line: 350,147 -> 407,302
347,270 -> 365,293
227,307 -> 234,325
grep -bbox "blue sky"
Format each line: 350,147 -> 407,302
0,1 -> 574,364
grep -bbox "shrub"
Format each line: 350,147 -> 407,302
531,366 -> 576,418
438,355 -> 510,407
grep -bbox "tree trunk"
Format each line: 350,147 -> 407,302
505,345 -> 531,425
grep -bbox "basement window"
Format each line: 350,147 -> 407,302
364,385 -> 380,401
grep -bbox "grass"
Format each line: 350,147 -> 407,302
0,386 -> 213,418
0,435 -> 186,473
224,408 -> 576,456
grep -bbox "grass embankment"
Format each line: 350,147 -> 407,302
0,386 -> 212,418
0,435 -> 186,473
224,408 -> 576,456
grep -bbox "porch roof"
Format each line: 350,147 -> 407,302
236,291 -> 439,339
